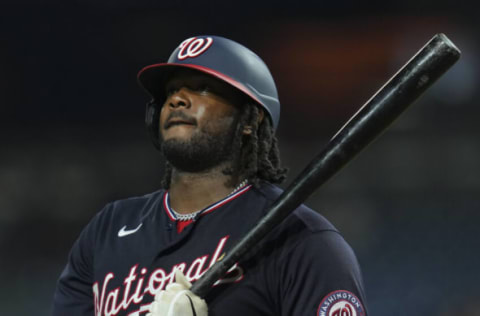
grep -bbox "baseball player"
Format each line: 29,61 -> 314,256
53,35 -> 368,316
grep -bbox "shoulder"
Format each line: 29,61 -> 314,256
85,189 -> 165,238
249,183 -> 368,314
246,182 -> 344,262
253,182 -> 338,234
99,189 -> 164,219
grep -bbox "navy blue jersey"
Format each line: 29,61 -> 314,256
53,182 -> 368,316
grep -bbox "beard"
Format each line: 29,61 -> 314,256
160,117 -> 238,173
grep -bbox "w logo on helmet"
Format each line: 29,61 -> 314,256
177,37 -> 213,60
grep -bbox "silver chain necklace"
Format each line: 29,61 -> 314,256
171,179 -> 249,221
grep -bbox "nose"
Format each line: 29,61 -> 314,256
166,87 -> 191,109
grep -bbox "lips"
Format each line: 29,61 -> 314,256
166,120 -> 195,129
164,113 -> 197,129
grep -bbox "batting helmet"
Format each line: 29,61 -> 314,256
137,35 -> 280,149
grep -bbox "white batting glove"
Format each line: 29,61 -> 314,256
147,270 -> 208,316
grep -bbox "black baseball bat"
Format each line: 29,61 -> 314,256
191,33 -> 460,297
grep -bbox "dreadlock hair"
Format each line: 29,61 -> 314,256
161,103 -> 287,189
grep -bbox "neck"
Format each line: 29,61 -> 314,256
168,162 -> 241,214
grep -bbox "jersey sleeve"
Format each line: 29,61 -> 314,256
277,230 -> 368,316
52,209 -> 103,316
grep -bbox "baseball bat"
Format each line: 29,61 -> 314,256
190,33 -> 460,297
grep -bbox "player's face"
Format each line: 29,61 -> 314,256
159,69 -> 244,172
160,69 -> 243,142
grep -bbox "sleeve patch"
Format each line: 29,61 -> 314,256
317,290 -> 365,316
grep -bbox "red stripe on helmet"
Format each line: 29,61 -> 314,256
137,63 -> 265,108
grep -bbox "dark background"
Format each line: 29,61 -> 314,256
1,1 -> 479,315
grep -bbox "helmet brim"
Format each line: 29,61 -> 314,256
137,63 -> 265,110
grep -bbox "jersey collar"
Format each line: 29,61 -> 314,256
163,184 -> 252,221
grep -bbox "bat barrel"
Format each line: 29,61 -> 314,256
190,33 -> 460,297
313,33 -> 461,189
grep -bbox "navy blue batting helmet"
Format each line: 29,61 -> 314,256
137,35 -> 280,149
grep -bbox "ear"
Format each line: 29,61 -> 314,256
257,108 -> 265,124
243,108 -> 265,135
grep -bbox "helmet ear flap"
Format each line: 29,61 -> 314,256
145,100 -> 161,150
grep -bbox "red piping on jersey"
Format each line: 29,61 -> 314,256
163,184 -> 252,222
163,194 -> 176,221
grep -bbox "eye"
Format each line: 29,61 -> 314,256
195,84 -> 211,94
165,86 -> 179,97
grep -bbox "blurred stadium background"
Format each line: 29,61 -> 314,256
1,1 -> 479,315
